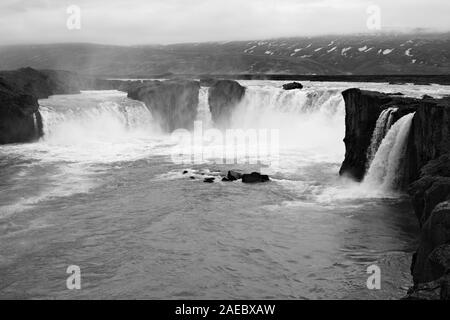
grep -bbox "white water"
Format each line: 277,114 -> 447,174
229,86 -> 345,165
366,107 -> 398,168
363,113 -> 415,192
196,87 -> 213,128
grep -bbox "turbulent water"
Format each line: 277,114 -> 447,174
2,81 -> 450,299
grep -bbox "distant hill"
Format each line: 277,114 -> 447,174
0,33 -> 449,77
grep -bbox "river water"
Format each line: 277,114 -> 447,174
1,81 -> 450,299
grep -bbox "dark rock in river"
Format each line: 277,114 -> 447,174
203,177 -> 215,183
227,170 -> 243,181
208,80 -> 245,128
282,82 -> 303,90
127,80 -> 200,132
242,172 -> 270,183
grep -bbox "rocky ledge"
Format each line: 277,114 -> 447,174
339,88 -> 448,183
208,80 -> 246,128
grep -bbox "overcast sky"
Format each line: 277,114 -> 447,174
0,0 -> 449,45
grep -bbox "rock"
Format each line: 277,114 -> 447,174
182,170 -> 188,174
339,88 -> 443,181
403,279 -> 443,300
408,97 -> 450,182
0,78 -> 42,144
199,78 -> 218,87
422,94 -> 433,99
203,177 -> 215,183
127,80 -> 200,132
221,177 -> 230,182
227,170 -> 243,181
282,82 -> 303,90
242,172 -> 270,183
208,80 -> 245,128
339,89 -> 394,180
412,201 -> 450,284
409,155 -> 450,224
190,176 -> 196,180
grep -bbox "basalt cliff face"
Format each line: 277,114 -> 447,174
339,89 -> 450,299
0,78 -> 41,144
0,68 -> 132,144
127,80 -> 200,132
340,88 -> 424,181
208,80 -> 246,128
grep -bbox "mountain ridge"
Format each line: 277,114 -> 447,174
0,33 -> 449,77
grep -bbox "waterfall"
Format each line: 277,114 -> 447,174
366,107 -> 398,168
38,91 -> 157,144
32,113 -> 39,139
196,87 -> 213,128
228,87 -> 345,159
363,112 -> 415,191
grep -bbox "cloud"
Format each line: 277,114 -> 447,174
0,0 -> 449,45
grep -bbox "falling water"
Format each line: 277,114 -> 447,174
366,107 -> 398,168
32,112 -> 39,139
229,86 -> 345,161
196,87 -> 213,128
363,112 -> 415,192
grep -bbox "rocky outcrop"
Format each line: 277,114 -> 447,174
407,156 -> 450,298
208,80 -> 245,128
0,78 -> 42,144
282,82 -> 303,90
408,98 -> 450,182
127,80 -> 200,132
242,172 -> 270,183
339,88 -> 433,181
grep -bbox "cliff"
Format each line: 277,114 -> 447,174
208,80 -> 246,128
339,89 -> 433,181
406,156 -> 450,299
0,78 -> 42,144
127,80 -> 200,132
339,88 -> 450,299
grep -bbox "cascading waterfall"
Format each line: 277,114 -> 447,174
366,107 -> 398,168
363,112 -> 415,191
196,87 -> 213,128
32,113 -> 39,138
229,87 -> 345,160
38,91 -> 156,144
